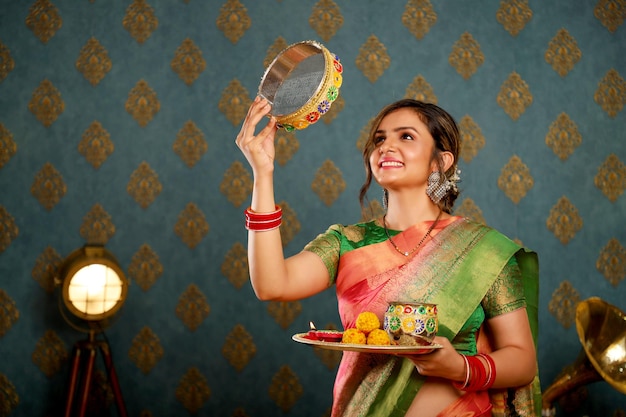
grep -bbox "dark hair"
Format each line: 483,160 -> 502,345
358,99 -> 461,214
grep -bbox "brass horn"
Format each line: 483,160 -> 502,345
542,297 -> 626,416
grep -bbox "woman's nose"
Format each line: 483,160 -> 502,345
379,141 -> 393,154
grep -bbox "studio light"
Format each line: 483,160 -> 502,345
59,245 -> 128,325
56,245 -> 129,417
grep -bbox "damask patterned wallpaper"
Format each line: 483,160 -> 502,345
0,1 -> 625,416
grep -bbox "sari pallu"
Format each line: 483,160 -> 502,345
330,218 -> 540,417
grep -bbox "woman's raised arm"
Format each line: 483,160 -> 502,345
235,97 -> 330,301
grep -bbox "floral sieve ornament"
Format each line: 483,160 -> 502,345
258,40 -> 343,131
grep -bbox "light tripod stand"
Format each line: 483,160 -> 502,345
64,330 -> 128,417
55,245 -> 130,417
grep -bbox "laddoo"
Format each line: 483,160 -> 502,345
355,311 -> 380,334
342,328 -> 366,344
366,328 -> 391,345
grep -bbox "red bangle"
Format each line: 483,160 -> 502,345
468,355 -> 486,391
453,354 -> 493,392
244,206 -> 282,231
477,354 -> 496,390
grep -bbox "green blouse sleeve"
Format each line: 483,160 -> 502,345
302,224 -> 343,285
302,222 -> 383,285
454,255 -> 527,355
482,255 -> 526,318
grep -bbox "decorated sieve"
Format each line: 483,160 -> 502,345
258,40 -> 343,131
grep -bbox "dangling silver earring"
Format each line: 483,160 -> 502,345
426,170 -> 461,204
426,171 -> 445,203
382,189 -> 388,210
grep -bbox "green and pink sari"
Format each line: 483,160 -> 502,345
304,216 -> 541,417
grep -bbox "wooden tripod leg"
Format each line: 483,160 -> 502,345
64,345 -> 83,417
100,342 -> 128,417
77,346 -> 97,417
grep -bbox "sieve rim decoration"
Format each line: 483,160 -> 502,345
258,40 -> 343,131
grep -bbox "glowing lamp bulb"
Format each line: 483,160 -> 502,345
68,264 -> 123,316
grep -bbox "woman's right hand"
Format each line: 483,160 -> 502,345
402,336 -> 466,382
235,96 -> 278,177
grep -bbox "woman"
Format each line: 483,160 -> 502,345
236,97 -> 541,416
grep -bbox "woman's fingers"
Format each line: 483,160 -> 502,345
237,96 -> 273,148
256,115 -> 277,141
234,96 -> 278,176
400,337 -> 452,374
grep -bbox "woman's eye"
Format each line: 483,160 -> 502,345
401,133 -> 414,140
373,136 -> 385,145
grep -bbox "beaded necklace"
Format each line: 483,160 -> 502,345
382,210 -> 442,257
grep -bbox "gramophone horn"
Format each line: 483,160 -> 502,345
541,297 -> 626,415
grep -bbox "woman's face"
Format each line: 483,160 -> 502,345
368,108 -> 437,191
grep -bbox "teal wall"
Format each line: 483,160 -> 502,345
1,1 -> 625,416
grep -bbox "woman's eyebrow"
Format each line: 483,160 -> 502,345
393,126 -> 419,133
375,126 -> 419,134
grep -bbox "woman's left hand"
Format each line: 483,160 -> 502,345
400,336 -> 465,382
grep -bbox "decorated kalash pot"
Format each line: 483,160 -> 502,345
257,40 -> 343,131
384,302 -> 438,346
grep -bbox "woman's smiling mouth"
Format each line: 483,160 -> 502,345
380,160 -> 404,168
